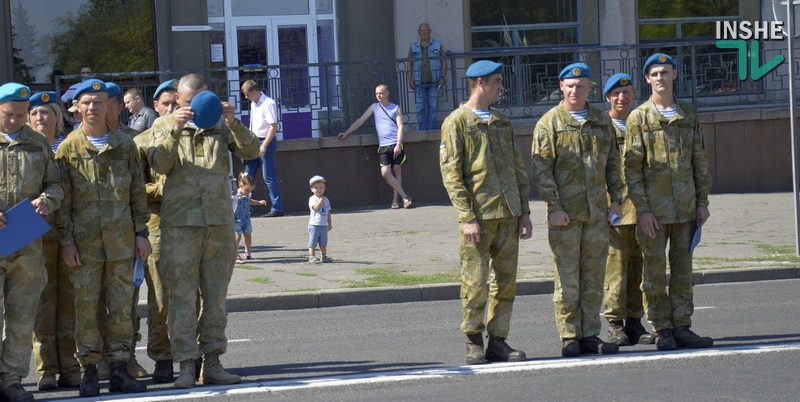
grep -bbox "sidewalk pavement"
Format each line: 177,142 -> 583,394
139,192 -> 800,312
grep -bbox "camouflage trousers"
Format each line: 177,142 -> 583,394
128,234 -> 170,361
162,225 -> 235,363
144,234 -> 171,361
33,239 -> 80,378
0,240 -> 46,388
636,221 -> 694,331
460,217 -> 519,338
549,220 -> 608,339
603,224 -> 645,322
69,258 -> 135,365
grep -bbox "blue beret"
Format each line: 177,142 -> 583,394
0,83 -> 31,102
190,91 -> 223,129
559,63 -> 592,80
603,73 -> 633,98
154,79 -> 178,100
105,82 -> 122,97
643,53 -> 675,75
465,60 -> 503,78
73,79 -> 107,101
29,91 -> 59,110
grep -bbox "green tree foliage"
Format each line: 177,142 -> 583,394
49,0 -> 154,75
10,0 -> 40,83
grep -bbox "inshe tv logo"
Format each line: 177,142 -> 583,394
715,21 -> 785,81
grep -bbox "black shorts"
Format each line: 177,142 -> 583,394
378,144 -> 407,167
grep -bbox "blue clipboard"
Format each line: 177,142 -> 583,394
690,223 -> 702,254
0,199 -> 52,258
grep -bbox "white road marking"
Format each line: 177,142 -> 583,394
69,341 -> 800,401
135,339 -> 251,351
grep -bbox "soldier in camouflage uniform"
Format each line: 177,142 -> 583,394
54,79 -> 150,397
130,79 -> 179,384
439,61 -> 533,365
531,63 -> 624,357
624,53 -> 713,351
103,81 -> 149,379
600,74 -> 655,347
0,82 -> 64,402
148,73 -> 260,388
28,91 -> 82,391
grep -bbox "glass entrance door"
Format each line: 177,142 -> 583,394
228,18 -> 317,139
272,20 -> 316,139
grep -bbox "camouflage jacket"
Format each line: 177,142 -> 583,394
531,102 -> 624,224
0,125 -> 63,226
439,105 -> 531,223
148,115 -> 260,227
610,121 -> 637,226
624,98 -> 712,224
133,129 -> 166,236
54,126 -> 150,261
119,126 -> 140,140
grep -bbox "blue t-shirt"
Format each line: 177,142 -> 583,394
374,103 -> 399,147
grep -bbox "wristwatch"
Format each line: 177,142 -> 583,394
135,229 -> 149,238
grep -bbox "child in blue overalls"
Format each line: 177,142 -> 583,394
233,172 -> 267,263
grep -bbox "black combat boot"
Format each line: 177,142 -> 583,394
485,336 -> 526,362
79,364 -> 100,397
152,359 -> 174,383
673,326 -> 713,349
624,317 -> 655,345
607,320 -> 630,346
465,333 -> 487,365
655,328 -> 677,350
561,338 -> 580,357
579,336 -> 619,355
108,361 -> 146,393
0,383 -> 33,402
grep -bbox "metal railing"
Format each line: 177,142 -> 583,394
55,39 -> 793,139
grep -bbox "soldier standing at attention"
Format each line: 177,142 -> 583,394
531,63 -> 624,358
148,73 -> 260,388
29,91 -> 82,391
55,79 -> 151,397
624,53 -> 713,350
106,81 -> 150,379
130,79 -> 180,385
439,60 -> 532,365
0,82 -> 64,402
601,73 -> 655,346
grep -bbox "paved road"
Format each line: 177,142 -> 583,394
153,192 -> 799,311
35,279 -> 800,401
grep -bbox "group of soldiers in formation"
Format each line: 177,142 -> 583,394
439,54 -> 712,364
0,72 -> 259,401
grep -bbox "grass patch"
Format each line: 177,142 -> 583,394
282,288 -> 321,293
296,272 -> 318,277
273,268 -> 287,273
235,264 -> 262,270
749,244 -> 800,263
247,277 -> 272,284
345,268 -> 460,288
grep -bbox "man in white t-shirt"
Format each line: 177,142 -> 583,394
241,80 -> 284,217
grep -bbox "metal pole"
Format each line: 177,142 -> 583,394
788,0 -> 800,255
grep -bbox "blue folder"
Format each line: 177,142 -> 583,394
0,199 -> 52,258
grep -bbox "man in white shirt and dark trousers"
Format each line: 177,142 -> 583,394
241,80 -> 284,217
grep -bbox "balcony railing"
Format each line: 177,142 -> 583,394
55,40 -> 793,139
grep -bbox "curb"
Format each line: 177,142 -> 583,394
216,266 -> 800,313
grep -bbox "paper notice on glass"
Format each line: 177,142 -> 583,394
690,225 -> 702,254
0,199 -> 52,258
211,44 -> 224,62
